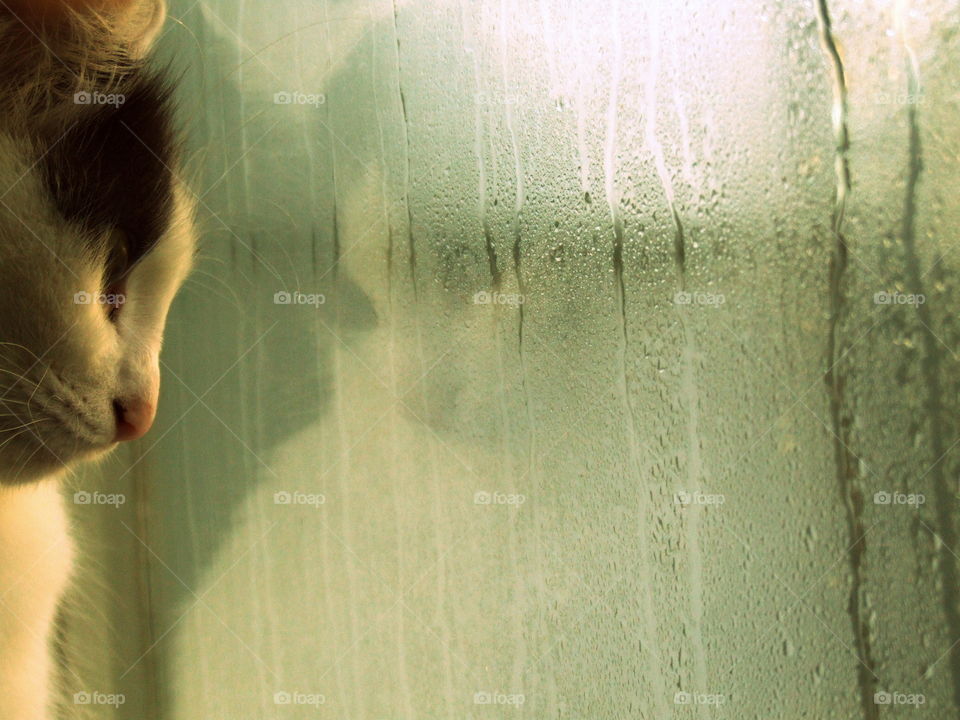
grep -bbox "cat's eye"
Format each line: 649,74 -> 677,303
102,232 -> 129,323
105,288 -> 124,322
105,232 -> 130,285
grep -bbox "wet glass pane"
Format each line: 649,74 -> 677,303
71,0 -> 960,717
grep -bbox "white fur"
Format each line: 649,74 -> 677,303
0,2 -> 191,717
0,483 -> 74,719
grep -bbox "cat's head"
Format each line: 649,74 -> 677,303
0,0 -> 194,484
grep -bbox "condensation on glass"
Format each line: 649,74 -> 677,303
66,0 -> 960,717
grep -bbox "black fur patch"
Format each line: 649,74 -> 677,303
42,69 -> 177,280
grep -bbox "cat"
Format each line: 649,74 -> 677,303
0,0 -> 193,717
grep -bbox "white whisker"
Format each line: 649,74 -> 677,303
0,342 -> 41,362
0,426 -> 35,452
0,367 -> 40,390
0,419 -> 47,434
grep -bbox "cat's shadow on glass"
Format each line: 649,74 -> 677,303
135,0 -> 382,663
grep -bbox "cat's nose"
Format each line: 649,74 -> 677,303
113,398 -> 156,442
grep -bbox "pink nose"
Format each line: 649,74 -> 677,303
113,398 -> 156,442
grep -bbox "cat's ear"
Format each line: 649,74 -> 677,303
82,0 -> 169,58
3,0 -> 167,58
116,0 -> 167,58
